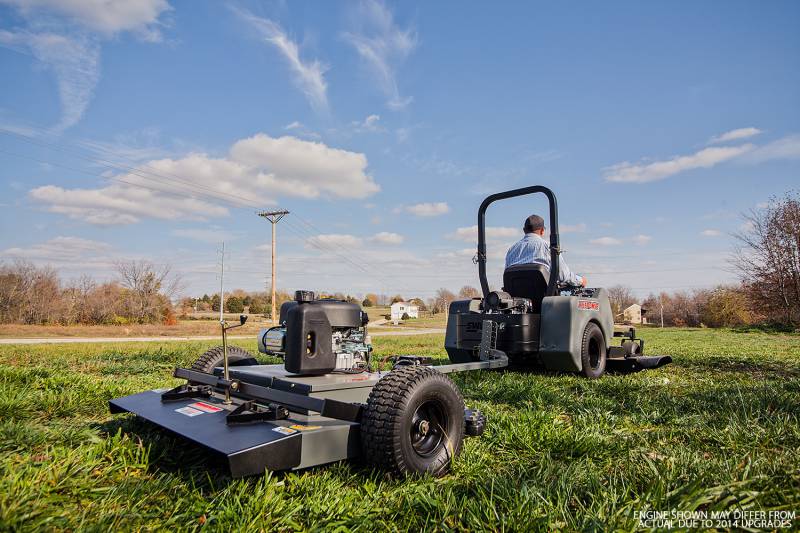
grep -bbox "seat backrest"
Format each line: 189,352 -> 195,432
502,263 -> 549,312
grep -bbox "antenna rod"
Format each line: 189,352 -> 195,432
257,210 -> 289,325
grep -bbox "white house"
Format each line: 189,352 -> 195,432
390,301 -> 419,321
623,304 -> 647,324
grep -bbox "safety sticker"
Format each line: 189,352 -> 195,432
272,426 -> 297,435
175,406 -> 204,417
578,300 -> 600,311
190,402 -> 223,413
289,425 -> 322,432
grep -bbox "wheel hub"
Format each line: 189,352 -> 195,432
410,400 -> 447,457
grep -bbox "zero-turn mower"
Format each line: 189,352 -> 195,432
109,185 -> 671,477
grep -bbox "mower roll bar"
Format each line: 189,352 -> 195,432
477,185 -> 560,300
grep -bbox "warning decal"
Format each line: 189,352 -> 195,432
175,406 -> 203,417
190,402 -> 223,413
289,425 -> 322,432
578,300 -> 600,311
272,426 -> 297,435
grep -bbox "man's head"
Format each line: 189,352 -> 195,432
523,214 -> 545,236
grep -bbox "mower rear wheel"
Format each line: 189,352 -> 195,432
190,345 -> 259,374
580,322 -> 607,379
361,365 -> 465,477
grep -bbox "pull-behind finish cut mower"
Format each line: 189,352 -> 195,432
109,185 -> 671,477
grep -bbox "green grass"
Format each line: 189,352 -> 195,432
1,329 -> 798,531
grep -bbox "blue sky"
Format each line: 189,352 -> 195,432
1,0 -> 799,300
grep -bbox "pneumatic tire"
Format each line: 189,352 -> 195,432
190,345 -> 258,374
580,322 -> 607,379
361,365 -> 465,477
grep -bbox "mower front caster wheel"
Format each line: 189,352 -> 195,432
361,365 -> 465,477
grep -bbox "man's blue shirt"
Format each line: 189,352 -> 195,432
505,233 -> 582,285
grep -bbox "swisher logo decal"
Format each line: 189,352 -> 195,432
578,300 -> 600,311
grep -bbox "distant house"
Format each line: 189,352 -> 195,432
390,301 -> 419,321
623,304 -> 647,324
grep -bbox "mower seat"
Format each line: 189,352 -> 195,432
503,263 -> 549,312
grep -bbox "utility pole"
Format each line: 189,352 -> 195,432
257,209 -> 289,325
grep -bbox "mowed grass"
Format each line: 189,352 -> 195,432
0,329 -> 798,531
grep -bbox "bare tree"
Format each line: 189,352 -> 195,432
115,260 -> 183,324
607,285 -> 636,318
431,288 -> 457,314
733,192 -> 800,326
458,285 -> 480,299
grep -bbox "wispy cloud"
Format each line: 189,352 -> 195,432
0,0 -> 170,132
343,0 -> 417,110
398,202 -> 449,217
708,127 -> 762,144
369,231 -> 404,244
700,229 -> 722,237
233,7 -> 328,114
0,30 -> 99,133
745,134 -> 800,163
604,144 -> 753,183
590,237 -> 623,246
632,234 -> 652,245
448,225 -> 518,242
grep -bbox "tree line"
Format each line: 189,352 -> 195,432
3,192 -> 796,329
0,260 -> 181,325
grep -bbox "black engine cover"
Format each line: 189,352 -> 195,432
284,303 -> 336,375
279,299 -> 365,328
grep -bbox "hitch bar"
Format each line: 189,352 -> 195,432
168,367 -> 363,423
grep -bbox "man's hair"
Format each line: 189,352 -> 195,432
523,214 -> 545,233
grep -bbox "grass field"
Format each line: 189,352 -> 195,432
1,329 -> 798,530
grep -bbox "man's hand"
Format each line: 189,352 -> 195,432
580,276 -> 587,287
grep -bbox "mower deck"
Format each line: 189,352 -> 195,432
109,365 -> 373,477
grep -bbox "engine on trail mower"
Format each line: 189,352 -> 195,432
258,290 -> 371,375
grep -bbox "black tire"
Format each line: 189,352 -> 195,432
580,322 -> 607,379
190,345 -> 258,374
361,365 -> 465,477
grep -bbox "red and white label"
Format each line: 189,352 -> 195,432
190,401 -> 223,413
578,300 -> 600,311
175,406 -> 203,417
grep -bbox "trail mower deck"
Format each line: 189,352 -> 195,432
110,357 -> 502,477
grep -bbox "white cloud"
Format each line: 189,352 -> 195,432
401,202 -> 450,217
171,228 -> 237,244
700,229 -> 722,237
351,114 -> 383,133
0,30 -> 99,133
745,134 -> 800,163
0,0 -> 170,37
448,225 -> 518,242
0,236 -> 114,271
369,231 -> 404,244
632,234 -> 652,245
233,7 -> 328,113
561,223 -> 586,233
604,144 -> 754,183
708,127 -> 762,144
30,133 -> 379,225
306,234 -> 363,249
2,236 -> 111,262
590,237 -> 623,246
343,0 -> 417,110
285,121 -> 303,130
29,183 -> 228,225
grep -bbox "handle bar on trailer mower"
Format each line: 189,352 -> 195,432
477,185 -> 560,300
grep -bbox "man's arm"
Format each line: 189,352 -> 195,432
557,254 -> 586,286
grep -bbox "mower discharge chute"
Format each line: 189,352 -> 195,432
109,185 -> 670,478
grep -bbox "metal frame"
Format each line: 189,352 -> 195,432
476,185 -> 560,299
